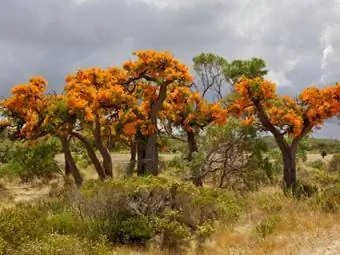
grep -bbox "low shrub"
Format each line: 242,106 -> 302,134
310,159 -> 327,170
257,192 -> 285,214
15,234 -> 111,255
74,177 -> 241,251
315,184 -> 340,213
255,215 -> 280,239
0,139 -> 60,182
328,154 -> 340,172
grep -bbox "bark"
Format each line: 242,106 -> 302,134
71,132 -> 106,180
93,115 -> 113,177
126,139 -> 137,177
106,135 -> 116,151
280,146 -> 297,189
187,130 -> 198,161
145,132 -> 158,176
136,134 -> 146,176
60,136 -> 83,187
64,153 -> 71,176
144,83 -> 168,175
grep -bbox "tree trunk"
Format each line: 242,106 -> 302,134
143,83 -> 168,176
145,132 -> 158,176
136,134 -> 146,176
93,115 -> 113,177
106,135 -> 116,151
126,139 -> 137,177
71,132 -> 106,180
60,136 -> 83,187
187,130 -> 198,161
281,146 -> 297,189
64,153 -> 71,176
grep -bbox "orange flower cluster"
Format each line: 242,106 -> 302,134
65,67 -> 135,122
161,86 -> 227,132
300,83 -> 340,126
2,77 -> 48,137
123,50 -> 193,84
230,78 -> 340,137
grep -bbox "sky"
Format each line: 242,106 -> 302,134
0,0 -> 339,138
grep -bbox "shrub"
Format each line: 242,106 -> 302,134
15,234 -> 111,255
74,177 -> 241,251
310,159 -> 327,170
0,139 -> 60,182
290,181 -> 318,199
255,215 -> 280,239
190,120 -> 270,191
0,205 -> 47,248
257,192 -> 285,214
328,154 -> 340,172
316,184 -> 340,213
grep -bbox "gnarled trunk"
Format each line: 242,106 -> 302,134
145,131 -> 158,176
71,132 -> 106,180
93,115 -> 113,177
64,153 -> 71,176
136,133 -> 146,176
126,139 -> 137,177
281,145 -> 297,189
187,130 -> 198,161
106,135 -> 116,151
60,136 -> 83,187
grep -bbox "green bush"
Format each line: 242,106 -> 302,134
0,139 -> 60,182
328,154 -> 340,172
310,159 -> 327,170
75,177 -> 241,250
316,184 -> 340,213
291,181 -> 318,199
0,205 -> 47,247
15,234 -> 111,255
258,193 -> 285,214
255,215 -> 280,239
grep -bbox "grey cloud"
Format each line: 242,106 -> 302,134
0,0 -> 339,137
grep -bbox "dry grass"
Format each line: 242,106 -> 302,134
204,186 -> 340,255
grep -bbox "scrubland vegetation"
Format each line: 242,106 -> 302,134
0,50 -> 339,254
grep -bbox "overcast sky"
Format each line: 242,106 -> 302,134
0,0 -> 339,138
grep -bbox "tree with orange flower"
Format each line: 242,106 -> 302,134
161,86 -> 227,160
122,50 -> 193,175
65,67 -> 135,178
229,77 -> 340,189
1,77 -> 84,186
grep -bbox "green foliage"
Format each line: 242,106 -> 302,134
76,177 -> 241,250
0,139 -> 15,164
328,154 -> 340,172
315,184 -> 340,213
0,204 -> 47,247
224,58 -> 268,84
0,139 -> 60,182
310,159 -> 327,170
292,181 -> 318,199
15,234 -> 111,255
258,193 -> 285,214
189,119 -> 270,191
255,215 -> 280,239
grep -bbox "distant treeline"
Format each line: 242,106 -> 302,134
263,136 -> 340,154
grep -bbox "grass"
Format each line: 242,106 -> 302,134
205,186 -> 340,254
2,153 -> 340,254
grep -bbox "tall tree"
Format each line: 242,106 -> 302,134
228,78 -> 340,189
192,53 -> 267,101
123,50 -> 192,175
65,67 -> 135,177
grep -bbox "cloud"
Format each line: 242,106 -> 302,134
0,0 -> 339,137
